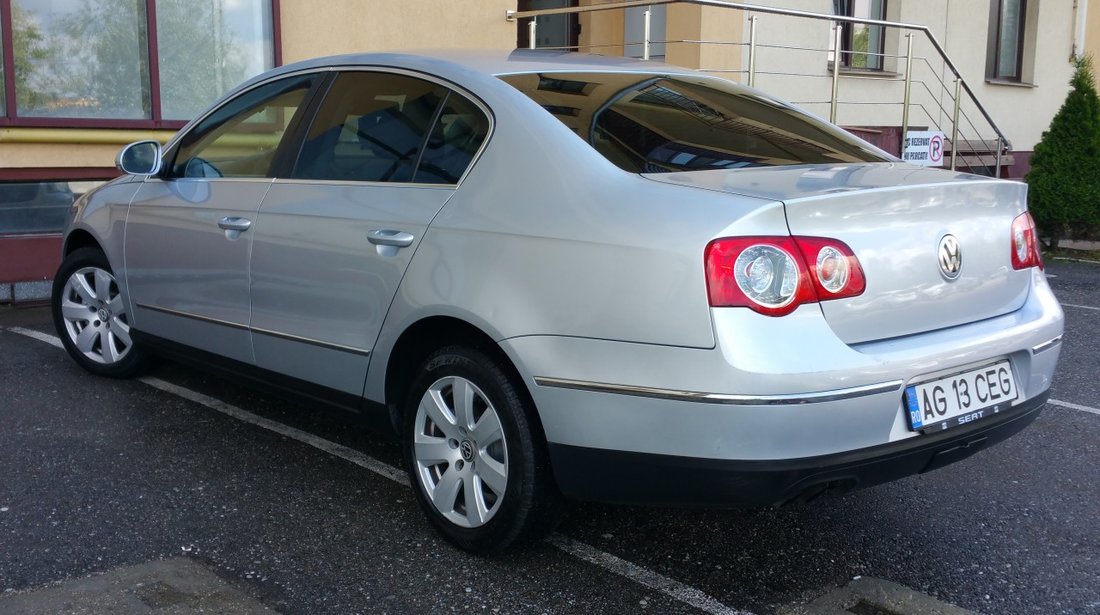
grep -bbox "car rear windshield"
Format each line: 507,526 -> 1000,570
498,72 -> 890,173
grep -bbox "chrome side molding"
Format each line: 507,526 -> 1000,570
532,377 -> 904,405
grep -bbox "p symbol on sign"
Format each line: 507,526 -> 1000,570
929,134 -> 944,164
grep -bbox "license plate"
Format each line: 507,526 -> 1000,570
905,361 -> 1018,432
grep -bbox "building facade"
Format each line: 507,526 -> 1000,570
1,0 -> 1097,294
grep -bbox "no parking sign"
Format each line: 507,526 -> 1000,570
902,130 -> 945,166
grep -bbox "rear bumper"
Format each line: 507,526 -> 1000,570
548,390 -> 1047,507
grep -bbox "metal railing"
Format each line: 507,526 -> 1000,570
506,0 -> 1010,177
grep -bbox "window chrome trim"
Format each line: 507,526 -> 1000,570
532,377 -> 904,405
270,178 -> 458,189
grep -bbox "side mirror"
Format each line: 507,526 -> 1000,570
116,140 -> 163,176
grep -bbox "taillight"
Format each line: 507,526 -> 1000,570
704,236 -> 865,316
1011,212 -> 1043,271
791,236 -> 866,298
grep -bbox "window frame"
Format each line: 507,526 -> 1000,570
278,67 -> 495,188
834,0 -> 888,71
0,0 -> 282,129
161,71 -> 326,181
988,0 -> 1027,82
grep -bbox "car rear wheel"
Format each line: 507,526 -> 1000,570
51,247 -> 149,378
403,345 -> 562,553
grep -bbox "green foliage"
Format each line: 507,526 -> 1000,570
850,28 -> 870,68
10,3 -> 60,112
5,0 -> 247,120
1026,56 -> 1100,247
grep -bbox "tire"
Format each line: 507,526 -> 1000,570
51,247 -> 150,378
403,345 -> 563,553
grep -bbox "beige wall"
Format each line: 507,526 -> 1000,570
579,0 -> 625,56
1088,0 -> 1100,91
279,0 -> 514,61
664,5 -> 743,72
0,142 -> 121,169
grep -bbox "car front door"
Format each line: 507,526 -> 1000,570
248,70 -> 490,396
125,74 -> 321,363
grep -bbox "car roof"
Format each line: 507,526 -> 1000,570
270,49 -> 698,80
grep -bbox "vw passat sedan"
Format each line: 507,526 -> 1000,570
52,50 -> 1064,553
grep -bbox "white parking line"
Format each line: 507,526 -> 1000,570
139,377 -> 412,487
8,327 -> 64,349
1047,398 -> 1100,416
548,534 -> 752,615
7,326 -> 745,615
1061,303 -> 1100,312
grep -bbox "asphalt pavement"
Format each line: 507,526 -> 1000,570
0,260 -> 1097,615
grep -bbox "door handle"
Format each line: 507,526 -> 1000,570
367,229 -> 415,248
218,216 -> 253,232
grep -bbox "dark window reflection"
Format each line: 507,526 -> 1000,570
414,93 -> 490,184
500,72 -> 889,173
0,181 -> 85,235
295,72 -> 447,183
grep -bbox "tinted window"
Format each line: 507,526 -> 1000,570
414,93 -> 490,184
168,74 -> 318,179
499,72 -> 889,172
293,72 -> 446,183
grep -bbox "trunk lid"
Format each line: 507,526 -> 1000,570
646,163 -> 1032,344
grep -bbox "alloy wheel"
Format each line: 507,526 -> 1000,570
412,375 -> 509,528
59,266 -> 133,365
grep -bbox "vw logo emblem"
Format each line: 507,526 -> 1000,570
460,440 -> 475,462
938,234 -> 962,279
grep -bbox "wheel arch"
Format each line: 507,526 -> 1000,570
63,228 -> 103,257
382,315 -> 545,442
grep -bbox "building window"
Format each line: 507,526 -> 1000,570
989,0 -> 1026,81
516,0 -> 578,51
833,0 -> 887,71
0,0 -> 278,127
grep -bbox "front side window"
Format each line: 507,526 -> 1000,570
989,0 -> 1026,81
293,72 -> 487,184
500,72 -> 888,173
168,75 -> 317,179
0,0 -> 275,125
833,0 -> 887,71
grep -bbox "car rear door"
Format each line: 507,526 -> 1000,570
125,74 -> 322,363
248,70 -> 490,395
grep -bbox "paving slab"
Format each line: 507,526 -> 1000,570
779,577 -> 978,615
0,557 -> 273,614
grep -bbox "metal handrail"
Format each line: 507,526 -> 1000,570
506,0 -> 1011,156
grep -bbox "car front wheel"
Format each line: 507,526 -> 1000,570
51,247 -> 149,378
404,345 -> 562,553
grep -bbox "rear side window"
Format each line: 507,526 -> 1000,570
414,93 -> 490,184
293,72 -> 447,183
499,72 -> 889,172
293,71 -> 489,184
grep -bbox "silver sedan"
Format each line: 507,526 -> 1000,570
52,50 -> 1063,553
